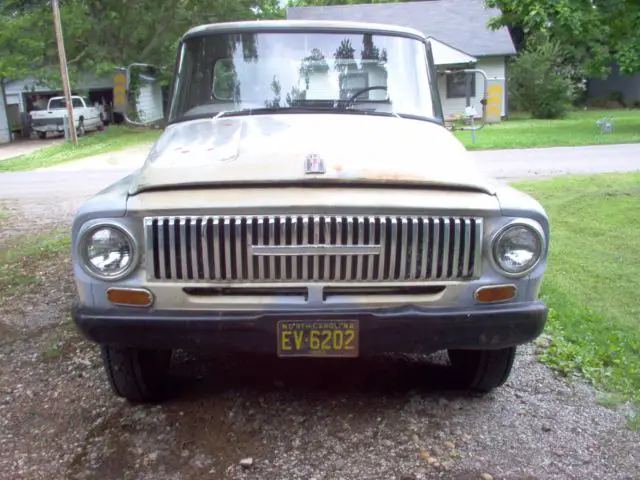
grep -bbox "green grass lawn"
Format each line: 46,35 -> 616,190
0,125 -> 162,173
516,172 -> 640,424
456,109 -> 640,150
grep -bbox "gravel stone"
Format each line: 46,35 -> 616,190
1,152 -> 640,479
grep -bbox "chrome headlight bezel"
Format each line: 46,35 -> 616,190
77,221 -> 139,281
490,218 -> 546,278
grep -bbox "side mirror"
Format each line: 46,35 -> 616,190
113,63 -> 168,127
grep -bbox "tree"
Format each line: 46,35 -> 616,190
508,33 -> 576,119
0,0 -> 280,86
287,0 -> 401,6
486,0 -> 640,76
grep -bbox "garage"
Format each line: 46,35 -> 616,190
2,74 -> 136,139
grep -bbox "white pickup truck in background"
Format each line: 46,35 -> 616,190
29,95 -> 104,139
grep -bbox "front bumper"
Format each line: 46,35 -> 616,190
73,301 -> 548,355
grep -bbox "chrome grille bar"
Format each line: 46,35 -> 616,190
367,218 -> 375,281
168,217 -> 177,279
145,215 -> 484,283
356,216 -> 365,281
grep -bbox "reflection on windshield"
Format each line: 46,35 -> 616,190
169,31 -> 435,121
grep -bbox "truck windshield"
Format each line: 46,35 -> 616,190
169,30 -> 437,122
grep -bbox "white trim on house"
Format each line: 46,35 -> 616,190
428,37 -> 477,66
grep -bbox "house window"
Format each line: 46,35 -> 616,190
340,72 -> 369,100
446,71 -> 475,99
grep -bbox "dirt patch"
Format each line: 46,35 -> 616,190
1,206 -> 639,480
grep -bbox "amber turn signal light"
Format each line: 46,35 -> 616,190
474,285 -> 517,303
107,288 -> 153,307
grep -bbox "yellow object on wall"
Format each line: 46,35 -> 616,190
113,72 -> 127,113
485,82 -> 503,124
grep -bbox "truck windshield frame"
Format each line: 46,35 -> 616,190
168,29 -> 439,123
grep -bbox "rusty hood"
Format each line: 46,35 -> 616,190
128,114 -> 497,196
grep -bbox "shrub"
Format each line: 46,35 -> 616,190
508,35 -> 577,119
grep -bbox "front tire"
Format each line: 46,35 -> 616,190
448,347 -> 516,393
100,345 -> 172,403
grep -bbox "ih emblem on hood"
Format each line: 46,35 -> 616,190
304,154 -> 325,174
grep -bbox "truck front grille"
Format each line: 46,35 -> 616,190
144,215 -> 483,283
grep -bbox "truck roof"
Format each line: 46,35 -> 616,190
49,95 -> 82,100
183,19 -> 426,43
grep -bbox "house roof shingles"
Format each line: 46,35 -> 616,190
286,0 -> 516,57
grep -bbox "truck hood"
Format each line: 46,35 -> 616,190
128,114 -> 498,196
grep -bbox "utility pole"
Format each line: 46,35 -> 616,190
52,0 -> 77,145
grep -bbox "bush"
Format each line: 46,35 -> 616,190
508,35 -> 577,119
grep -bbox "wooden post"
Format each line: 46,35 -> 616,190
52,0 -> 77,145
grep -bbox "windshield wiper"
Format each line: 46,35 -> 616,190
214,105 -> 343,118
169,106 -> 443,126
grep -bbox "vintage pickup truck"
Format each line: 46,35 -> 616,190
71,20 -> 549,402
29,95 -> 103,139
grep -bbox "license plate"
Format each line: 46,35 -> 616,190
277,320 -> 359,357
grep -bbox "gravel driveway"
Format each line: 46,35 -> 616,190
1,142 -> 639,479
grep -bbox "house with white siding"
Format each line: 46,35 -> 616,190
3,71 -> 164,139
286,0 -> 516,120
136,74 -> 165,123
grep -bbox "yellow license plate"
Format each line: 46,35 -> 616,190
277,320 -> 359,357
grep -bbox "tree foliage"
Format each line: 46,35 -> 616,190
486,0 -> 640,76
287,0 -> 400,6
0,0 -> 283,85
0,0 -> 411,86
508,34 -> 576,119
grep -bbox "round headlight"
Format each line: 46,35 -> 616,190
81,225 -> 136,280
493,223 -> 543,276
